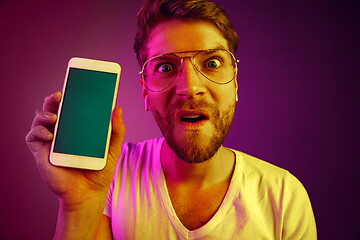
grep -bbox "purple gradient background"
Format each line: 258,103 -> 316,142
1,0 -> 359,239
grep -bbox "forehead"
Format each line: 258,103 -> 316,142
146,19 -> 229,59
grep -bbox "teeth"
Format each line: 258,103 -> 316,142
184,115 -> 201,118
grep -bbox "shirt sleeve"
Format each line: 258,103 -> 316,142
281,172 -> 317,240
103,179 -> 114,218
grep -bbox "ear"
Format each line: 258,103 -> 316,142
140,78 -> 151,111
139,78 -> 147,100
234,67 -> 239,102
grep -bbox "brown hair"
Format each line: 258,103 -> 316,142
134,0 -> 239,66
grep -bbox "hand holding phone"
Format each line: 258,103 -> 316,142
25,57 -> 125,212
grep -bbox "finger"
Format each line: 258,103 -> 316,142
31,111 -> 57,129
107,107 -> 126,166
25,125 -> 54,153
26,125 -> 54,143
43,91 -> 62,113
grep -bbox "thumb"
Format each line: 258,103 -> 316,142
107,106 -> 126,166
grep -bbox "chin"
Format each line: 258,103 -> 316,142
166,128 -> 223,163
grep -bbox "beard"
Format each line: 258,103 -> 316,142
152,98 -> 235,163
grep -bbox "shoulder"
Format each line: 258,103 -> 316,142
114,137 -> 164,174
232,149 -> 308,196
122,137 -> 164,153
121,137 -> 164,161
234,150 -> 289,181
231,150 -> 317,238
105,138 -> 165,218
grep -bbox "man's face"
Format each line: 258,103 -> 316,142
142,19 -> 238,163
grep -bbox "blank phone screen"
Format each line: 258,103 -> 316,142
53,68 -> 118,158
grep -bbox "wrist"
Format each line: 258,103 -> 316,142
58,191 -> 106,210
54,194 -> 107,240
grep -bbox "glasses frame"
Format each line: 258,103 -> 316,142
139,49 -> 239,92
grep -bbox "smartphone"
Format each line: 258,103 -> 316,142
50,57 -> 121,170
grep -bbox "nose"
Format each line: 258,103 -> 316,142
175,58 -> 205,97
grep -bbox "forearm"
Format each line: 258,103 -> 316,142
53,195 -> 107,240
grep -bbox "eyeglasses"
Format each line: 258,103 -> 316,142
140,49 -> 239,92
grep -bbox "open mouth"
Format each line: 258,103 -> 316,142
180,114 -> 207,123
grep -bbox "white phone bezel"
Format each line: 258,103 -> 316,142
49,57 -> 121,170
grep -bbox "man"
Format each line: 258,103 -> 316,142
26,0 -> 316,239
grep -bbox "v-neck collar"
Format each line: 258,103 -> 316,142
155,138 -> 243,239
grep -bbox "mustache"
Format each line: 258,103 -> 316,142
172,99 -> 215,111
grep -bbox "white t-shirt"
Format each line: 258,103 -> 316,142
104,138 -> 316,239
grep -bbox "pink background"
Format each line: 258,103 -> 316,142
1,0 -> 359,239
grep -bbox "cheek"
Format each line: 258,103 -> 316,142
211,86 -> 237,105
148,92 -> 173,114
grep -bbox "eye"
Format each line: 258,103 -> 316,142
157,63 -> 174,73
205,58 -> 222,69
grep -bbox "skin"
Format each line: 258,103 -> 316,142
25,19 -> 239,238
142,19 -> 239,229
25,92 -> 124,239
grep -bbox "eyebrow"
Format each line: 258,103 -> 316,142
209,44 -> 228,50
150,44 -> 229,57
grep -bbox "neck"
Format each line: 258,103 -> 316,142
160,140 -> 235,189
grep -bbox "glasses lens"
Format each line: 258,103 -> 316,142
193,49 -> 236,84
142,54 -> 181,92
